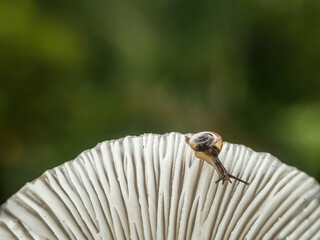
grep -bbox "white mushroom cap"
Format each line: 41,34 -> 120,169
1,132 -> 320,239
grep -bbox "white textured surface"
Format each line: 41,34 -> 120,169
0,132 -> 320,240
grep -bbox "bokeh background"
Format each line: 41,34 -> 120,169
1,0 -> 320,203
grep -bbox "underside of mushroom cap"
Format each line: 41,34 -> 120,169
1,132 -> 320,240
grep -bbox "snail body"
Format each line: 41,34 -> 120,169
186,131 -> 249,185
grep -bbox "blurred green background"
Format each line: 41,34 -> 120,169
1,0 -> 320,203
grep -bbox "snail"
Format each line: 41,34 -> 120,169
186,131 -> 249,185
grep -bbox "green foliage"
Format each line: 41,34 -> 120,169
1,0 -> 320,202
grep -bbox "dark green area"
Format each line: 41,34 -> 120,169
1,0 -> 320,203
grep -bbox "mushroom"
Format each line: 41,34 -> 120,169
0,132 -> 319,239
